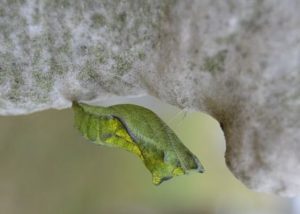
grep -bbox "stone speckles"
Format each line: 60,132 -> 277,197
0,0 -> 300,197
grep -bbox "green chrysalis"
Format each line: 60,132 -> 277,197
72,101 -> 204,185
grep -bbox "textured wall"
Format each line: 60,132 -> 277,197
0,0 -> 299,196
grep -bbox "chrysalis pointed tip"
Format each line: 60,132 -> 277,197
197,164 -> 205,173
192,155 -> 205,173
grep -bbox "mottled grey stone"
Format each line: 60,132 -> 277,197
0,0 -> 299,197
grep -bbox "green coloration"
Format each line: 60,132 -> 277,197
45,0 -> 71,9
7,0 -> 26,6
202,50 -> 227,74
138,52 -> 146,61
58,31 -> 72,55
2,57 -> 24,102
117,12 -> 127,24
111,12 -> 127,31
91,13 -> 106,28
32,71 -> 54,92
50,58 -> 65,76
73,101 -> 204,185
31,71 -> 53,103
0,66 -> 6,85
113,54 -> 133,76
77,62 -> 100,84
89,46 -> 107,64
215,34 -> 237,45
0,0 -> 166,105
0,7 -> 5,17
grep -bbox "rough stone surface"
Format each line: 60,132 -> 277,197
0,0 -> 299,197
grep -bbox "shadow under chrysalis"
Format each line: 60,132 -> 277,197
72,101 -> 204,185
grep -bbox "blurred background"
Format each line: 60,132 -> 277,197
0,96 -> 298,214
